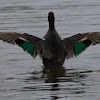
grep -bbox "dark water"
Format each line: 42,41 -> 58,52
0,0 -> 100,100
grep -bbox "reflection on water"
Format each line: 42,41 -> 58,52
42,66 -> 66,83
22,67 -> 92,99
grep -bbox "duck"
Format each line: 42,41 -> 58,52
0,12 -> 100,67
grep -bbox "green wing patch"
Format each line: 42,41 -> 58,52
74,42 -> 86,56
15,38 -> 34,56
74,39 -> 92,56
20,41 -> 34,56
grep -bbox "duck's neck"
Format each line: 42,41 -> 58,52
49,21 -> 55,30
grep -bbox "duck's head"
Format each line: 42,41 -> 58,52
48,12 -> 55,30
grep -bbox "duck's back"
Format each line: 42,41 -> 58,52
42,30 -> 66,67
43,29 -> 61,43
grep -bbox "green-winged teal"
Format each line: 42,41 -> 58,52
0,12 -> 100,67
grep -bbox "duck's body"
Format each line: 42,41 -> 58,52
42,28 -> 64,67
0,12 -> 100,67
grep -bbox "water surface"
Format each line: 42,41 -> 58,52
0,0 -> 100,100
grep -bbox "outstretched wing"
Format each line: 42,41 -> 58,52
82,32 -> 100,45
63,32 -> 100,59
0,32 -> 42,57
